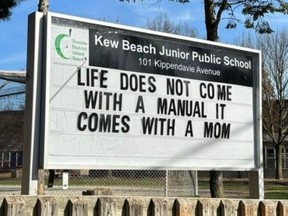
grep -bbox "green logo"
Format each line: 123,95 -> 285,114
55,29 -> 72,59
54,29 -> 88,61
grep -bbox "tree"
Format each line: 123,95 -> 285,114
235,30 -> 285,184
120,0 -> 288,40
0,0 -> 25,20
119,0 -> 288,198
38,0 -> 48,13
259,30 -> 288,180
236,29 -> 288,180
145,13 -> 198,37
0,0 -> 49,20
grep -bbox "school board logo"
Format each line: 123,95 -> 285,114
54,28 -> 88,62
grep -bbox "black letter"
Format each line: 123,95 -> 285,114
185,120 -> 194,137
91,68 -> 99,87
148,76 -> 156,93
114,93 -> 122,111
142,117 -> 156,135
139,75 -> 146,92
99,114 -> 111,132
120,73 -> 128,90
77,112 -> 87,131
203,121 -> 213,138
103,92 -> 112,110
167,119 -> 175,136
157,98 -> 167,114
135,95 -> 145,113
199,83 -> 206,98
84,90 -> 98,109
88,113 -> 98,132
100,70 -> 108,88
112,115 -> 120,133
166,78 -> 174,95
130,74 -> 138,91
77,68 -> 85,86
121,115 -> 130,133
221,123 -> 231,139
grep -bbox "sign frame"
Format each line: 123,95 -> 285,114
37,12 -> 262,171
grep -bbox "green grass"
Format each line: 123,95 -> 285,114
264,181 -> 288,199
198,180 -> 288,199
265,192 -> 288,199
0,178 -> 21,185
198,180 -> 249,190
64,178 -> 163,187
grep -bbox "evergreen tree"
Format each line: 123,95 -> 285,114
0,0 -> 25,20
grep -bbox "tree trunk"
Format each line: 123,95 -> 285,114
275,145 -> 283,179
38,0 -> 49,13
204,0 -> 223,198
204,0 -> 219,41
209,170 -> 223,198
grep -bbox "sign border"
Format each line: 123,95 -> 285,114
40,11 -> 262,171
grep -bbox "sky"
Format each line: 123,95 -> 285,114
0,0 -> 287,71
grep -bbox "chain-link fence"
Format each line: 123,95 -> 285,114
0,88 -> 197,197
43,169 -> 196,197
0,168 -> 198,196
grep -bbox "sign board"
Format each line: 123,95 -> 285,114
40,12 -> 261,170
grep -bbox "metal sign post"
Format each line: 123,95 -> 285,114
21,12 -> 44,195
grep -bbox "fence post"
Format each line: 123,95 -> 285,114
66,198 -> 88,216
4,197 -> 25,216
197,199 -> 221,216
277,201 -> 288,216
96,198 -> 117,216
220,200 -> 240,216
123,198 -> 148,216
239,200 -> 259,216
259,201 -> 277,216
148,199 -> 167,216
248,169 -> 264,199
173,198 -> 198,216
37,197 -> 58,216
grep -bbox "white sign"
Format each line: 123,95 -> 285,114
40,12 -> 261,170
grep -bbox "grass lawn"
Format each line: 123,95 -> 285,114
265,181 -> 288,199
198,179 -> 288,199
1,177 -> 288,199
